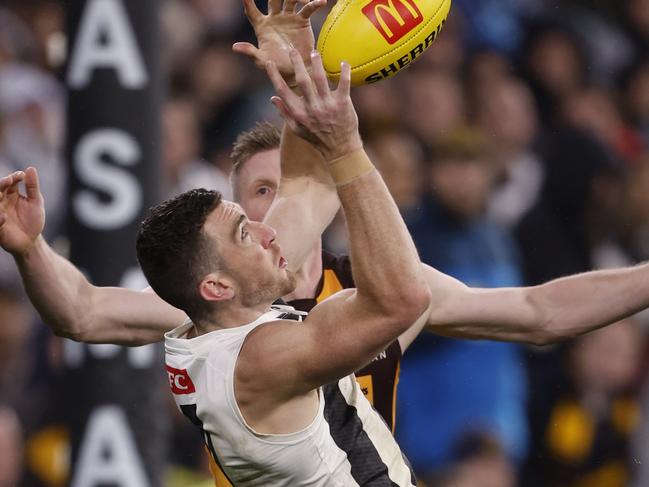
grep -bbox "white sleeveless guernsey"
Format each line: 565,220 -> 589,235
164,305 -> 416,486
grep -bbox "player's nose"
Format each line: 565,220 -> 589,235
253,222 -> 277,249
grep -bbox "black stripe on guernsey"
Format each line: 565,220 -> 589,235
180,404 -> 235,486
276,312 -> 303,321
322,383 -> 402,486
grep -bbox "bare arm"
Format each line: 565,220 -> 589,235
0,170 -> 185,346
234,0 -> 339,272
263,126 -> 339,272
244,52 -> 430,394
264,144 -> 649,350
397,263 -> 649,348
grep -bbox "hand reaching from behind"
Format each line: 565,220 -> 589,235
233,0 -> 326,85
0,167 -> 45,256
266,50 -> 362,161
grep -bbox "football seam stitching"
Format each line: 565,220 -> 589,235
319,0 -> 352,71
321,0 -> 451,76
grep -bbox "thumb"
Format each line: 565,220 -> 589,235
24,167 -> 42,201
232,42 -> 260,61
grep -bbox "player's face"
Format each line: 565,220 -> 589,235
236,149 -> 281,222
204,200 -> 295,306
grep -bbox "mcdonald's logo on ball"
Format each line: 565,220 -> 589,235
317,0 -> 452,85
361,0 -> 423,45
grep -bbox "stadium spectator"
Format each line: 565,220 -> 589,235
471,75 -> 544,228
402,69 -> 466,143
561,85 -> 645,163
621,58 -> 649,146
523,319 -> 644,487
162,94 -> 231,199
397,128 -> 528,479
365,128 -> 425,214
0,406 -> 23,487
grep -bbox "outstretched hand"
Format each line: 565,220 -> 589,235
233,0 -> 326,84
0,167 -> 45,256
266,49 -> 362,161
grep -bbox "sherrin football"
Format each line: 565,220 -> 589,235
317,0 -> 451,85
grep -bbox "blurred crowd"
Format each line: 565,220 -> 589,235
1,0 -> 649,486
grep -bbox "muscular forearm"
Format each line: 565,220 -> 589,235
265,127 -> 339,272
16,236 -> 95,338
335,150 -> 430,317
422,263 -> 649,346
15,236 -> 183,344
528,263 -> 649,343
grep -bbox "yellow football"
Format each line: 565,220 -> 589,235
317,0 -> 452,85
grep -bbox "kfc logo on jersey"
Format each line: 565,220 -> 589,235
361,0 -> 423,45
166,365 -> 196,395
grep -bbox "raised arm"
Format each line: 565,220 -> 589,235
263,126 -> 339,272
0,169 -> 184,345
234,0 -> 339,272
414,263 -> 649,346
245,52 -> 430,393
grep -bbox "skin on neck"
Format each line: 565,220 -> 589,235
191,298 -> 275,336
282,242 -> 323,302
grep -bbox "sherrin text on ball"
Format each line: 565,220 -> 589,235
317,0 -> 452,85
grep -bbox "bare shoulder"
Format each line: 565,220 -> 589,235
234,318 -> 321,434
235,318 -> 311,401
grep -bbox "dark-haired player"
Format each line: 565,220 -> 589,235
138,48 -> 431,484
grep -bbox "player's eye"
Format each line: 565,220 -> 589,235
241,227 -> 249,241
256,186 -> 272,196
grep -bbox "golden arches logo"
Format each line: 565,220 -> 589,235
362,0 -> 423,44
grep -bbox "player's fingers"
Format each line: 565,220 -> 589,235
271,96 -> 292,120
269,0 -> 282,15
0,171 -> 24,191
242,0 -> 264,22
291,49 -> 318,106
0,171 -> 25,195
0,176 -> 10,193
265,61 -> 302,114
310,50 -> 330,96
271,97 -> 302,135
298,0 -> 326,19
24,167 -> 42,201
232,42 -> 260,62
283,0 -> 298,13
336,61 -> 351,98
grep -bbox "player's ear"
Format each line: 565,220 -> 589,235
199,272 -> 235,302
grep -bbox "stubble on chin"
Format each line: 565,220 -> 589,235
282,270 -> 298,297
240,269 -> 297,308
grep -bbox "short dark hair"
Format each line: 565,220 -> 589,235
136,189 -> 222,317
